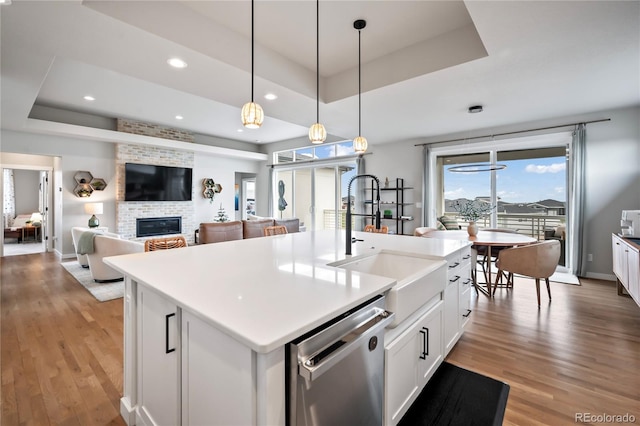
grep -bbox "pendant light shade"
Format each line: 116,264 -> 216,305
309,0 -> 326,144
241,102 -> 264,129
353,19 -> 367,154
309,122 -> 327,144
242,0 -> 263,129
353,135 -> 368,154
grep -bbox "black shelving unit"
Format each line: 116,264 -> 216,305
364,178 -> 413,235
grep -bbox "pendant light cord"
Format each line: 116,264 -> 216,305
316,0 -> 320,123
251,0 -> 255,103
358,27 -> 362,136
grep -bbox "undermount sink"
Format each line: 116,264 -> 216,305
329,252 -> 447,327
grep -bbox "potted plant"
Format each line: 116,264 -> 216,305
383,209 -> 393,219
454,200 -> 494,236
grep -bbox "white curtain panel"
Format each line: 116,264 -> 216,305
570,123 -> 587,277
3,169 -> 16,226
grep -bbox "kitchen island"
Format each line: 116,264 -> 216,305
105,229 -> 471,426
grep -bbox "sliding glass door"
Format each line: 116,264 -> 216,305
431,134 -> 571,270
273,161 -> 356,232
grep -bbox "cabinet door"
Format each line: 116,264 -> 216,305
459,268 -> 473,329
628,246 -> 640,305
385,303 -> 442,426
443,275 -> 460,355
137,286 -> 180,426
612,235 -> 628,283
182,311 -> 253,426
417,307 -> 443,385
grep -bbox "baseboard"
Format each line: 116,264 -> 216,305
584,272 -> 616,281
120,397 -> 136,426
60,252 -> 76,260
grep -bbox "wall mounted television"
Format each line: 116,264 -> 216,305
124,163 -> 193,202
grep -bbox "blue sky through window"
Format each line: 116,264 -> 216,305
445,156 -> 566,203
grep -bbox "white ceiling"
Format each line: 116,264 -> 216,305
1,1 -> 639,147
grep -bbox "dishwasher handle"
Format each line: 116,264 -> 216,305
298,308 -> 394,382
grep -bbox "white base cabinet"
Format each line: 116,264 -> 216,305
135,285 -> 255,426
385,301 -> 443,426
444,248 -> 472,355
612,234 -> 640,307
384,245 -> 472,426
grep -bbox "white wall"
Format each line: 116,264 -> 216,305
194,154 -> 260,226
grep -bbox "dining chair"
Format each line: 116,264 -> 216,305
364,224 -> 389,234
263,225 -> 288,236
494,240 -> 561,306
144,235 -> 187,252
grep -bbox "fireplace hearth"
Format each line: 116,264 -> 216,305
136,217 -> 182,238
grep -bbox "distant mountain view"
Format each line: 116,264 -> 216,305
445,198 -> 566,216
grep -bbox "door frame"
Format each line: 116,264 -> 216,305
1,164 -> 54,256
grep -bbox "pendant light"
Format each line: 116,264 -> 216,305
241,0 -> 264,129
309,0 -> 326,144
353,19 -> 367,154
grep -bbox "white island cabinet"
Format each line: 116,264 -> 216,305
105,230 -> 470,426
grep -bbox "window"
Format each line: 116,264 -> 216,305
430,133 -> 571,269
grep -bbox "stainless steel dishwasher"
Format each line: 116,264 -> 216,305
287,295 -> 394,426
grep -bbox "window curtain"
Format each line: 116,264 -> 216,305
3,169 -> 16,227
569,123 -> 587,276
268,167 -> 274,218
421,145 -> 431,226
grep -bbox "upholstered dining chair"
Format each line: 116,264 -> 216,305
364,224 -> 389,234
494,240 -> 561,306
263,225 -> 288,236
144,235 -> 188,251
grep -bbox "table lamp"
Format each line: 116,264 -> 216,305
30,212 -> 43,226
84,202 -> 103,228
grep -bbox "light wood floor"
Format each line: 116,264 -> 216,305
2,252 -> 639,425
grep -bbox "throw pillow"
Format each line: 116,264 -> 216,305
438,216 -> 460,230
436,220 -> 446,231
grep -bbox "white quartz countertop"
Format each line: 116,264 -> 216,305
104,230 -> 468,353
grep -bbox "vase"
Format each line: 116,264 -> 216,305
467,221 -> 478,237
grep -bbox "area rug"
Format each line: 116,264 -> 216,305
398,362 -> 509,426
61,261 -> 124,302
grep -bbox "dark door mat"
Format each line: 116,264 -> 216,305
398,362 -> 510,426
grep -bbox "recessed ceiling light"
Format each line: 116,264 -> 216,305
167,58 -> 188,69
175,115 -> 184,120
83,95 -> 95,101
237,129 -> 244,132
264,93 -> 278,101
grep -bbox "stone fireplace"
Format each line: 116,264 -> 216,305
115,143 -> 195,243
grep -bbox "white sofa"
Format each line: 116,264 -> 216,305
71,227 -> 120,267
85,234 -> 145,282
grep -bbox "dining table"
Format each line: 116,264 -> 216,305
423,230 -> 538,296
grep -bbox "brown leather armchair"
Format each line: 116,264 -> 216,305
242,218 -> 275,239
199,221 -> 243,244
274,218 -> 300,234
